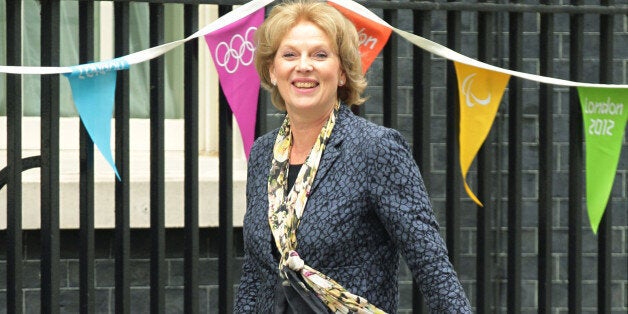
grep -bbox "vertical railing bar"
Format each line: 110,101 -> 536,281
492,7 -> 506,311
597,0 -> 613,312
40,1 -> 61,312
114,2 -> 131,313
218,77 -> 235,314
568,0 -> 584,312
256,91 -> 267,136
445,0 -> 461,268
411,6 -> 431,313
477,2 -> 494,312
255,0 -> 275,130
78,1 -> 96,313
507,2 -> 523,313
538,0 -> 554,312
218,6 -> 235,313
183,4 -> 200,314
256,93 -> 267,136
382,8 -> 398,129
596,213 -> 612,312
6,1 -> 23,313
149,3 -> 166,313
596,209 -> 612,312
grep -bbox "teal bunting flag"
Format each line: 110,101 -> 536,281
64,58 -> 129,180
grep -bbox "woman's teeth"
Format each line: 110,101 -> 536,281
294,82 -> 317,88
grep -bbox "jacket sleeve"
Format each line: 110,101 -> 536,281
367,128 -> 471,313
234,138 -> 266,313
234,243 -> 260,313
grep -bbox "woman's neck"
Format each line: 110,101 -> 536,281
287,108 -> 333,165
288,119 -> 324,165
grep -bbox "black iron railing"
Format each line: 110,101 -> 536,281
1,1 -> 627,313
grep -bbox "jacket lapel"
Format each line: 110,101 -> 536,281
310,105 -> 351,193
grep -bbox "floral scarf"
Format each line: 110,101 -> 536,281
268,106 -> 386,314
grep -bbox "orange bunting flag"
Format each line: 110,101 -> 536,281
327,1 -> 392,73
455,62 -> 511,206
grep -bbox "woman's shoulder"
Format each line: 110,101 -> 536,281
250,128 -> 279,153
339,106 -> 408,150
247,128 -> 279,171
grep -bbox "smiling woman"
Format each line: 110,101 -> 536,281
235,1 -> 470,313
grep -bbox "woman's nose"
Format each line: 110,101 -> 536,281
296,57 -> 313,71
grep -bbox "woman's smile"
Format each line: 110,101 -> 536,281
269,20 -> 345,117
292,79 -> 318,89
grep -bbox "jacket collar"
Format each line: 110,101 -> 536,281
310,103 -> 353,192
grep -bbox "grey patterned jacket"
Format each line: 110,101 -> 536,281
235,104 -> 471,313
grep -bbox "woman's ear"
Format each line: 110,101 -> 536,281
269,66 -> 277,86
339,72 -> 347,86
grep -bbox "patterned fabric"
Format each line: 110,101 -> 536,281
235,104 -> 471,313
268,108 -> 386,313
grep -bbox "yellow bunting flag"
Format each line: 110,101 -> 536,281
455,62 -> 511,206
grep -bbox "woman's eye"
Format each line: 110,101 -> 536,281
313,52 -> 328,59
282,52 -> 296,58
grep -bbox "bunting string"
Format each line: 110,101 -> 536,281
328,0 -> 628,89
0,0 -> 624,90
0,0 -> 274,75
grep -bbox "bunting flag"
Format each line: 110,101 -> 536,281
64,58 -> 130,180
204,8 -> 264,159
455,62 -> 510,206
327,0 -> 391,73
577,87 -> 628,233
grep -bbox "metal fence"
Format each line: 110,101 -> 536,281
1,0 -> 627,313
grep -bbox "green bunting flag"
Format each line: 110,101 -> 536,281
577,87 -> 628,234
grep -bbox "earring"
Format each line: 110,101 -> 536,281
271,80 -> 277,86
339,80 -> 344,86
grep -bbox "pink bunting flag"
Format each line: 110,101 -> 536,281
204,8 -> 264,159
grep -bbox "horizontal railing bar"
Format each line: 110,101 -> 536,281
357,1 -> 627,14
95,0 -> 627,15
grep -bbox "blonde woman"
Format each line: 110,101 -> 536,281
235,1 -> 470,312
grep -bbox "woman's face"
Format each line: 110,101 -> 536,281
270,20 -> 345,115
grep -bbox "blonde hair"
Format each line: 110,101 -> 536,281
254,0 -> 367,111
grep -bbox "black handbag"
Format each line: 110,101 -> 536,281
280,268 -> 329,313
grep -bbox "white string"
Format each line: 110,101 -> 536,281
0,0 -> 274,75
329,0 -> 628,89
1,0 -> 626,89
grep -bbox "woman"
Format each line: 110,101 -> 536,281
235,0 -> 471,312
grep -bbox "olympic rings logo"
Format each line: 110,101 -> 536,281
214,27 -> 256,74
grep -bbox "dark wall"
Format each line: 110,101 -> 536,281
0,229 -> 244,313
